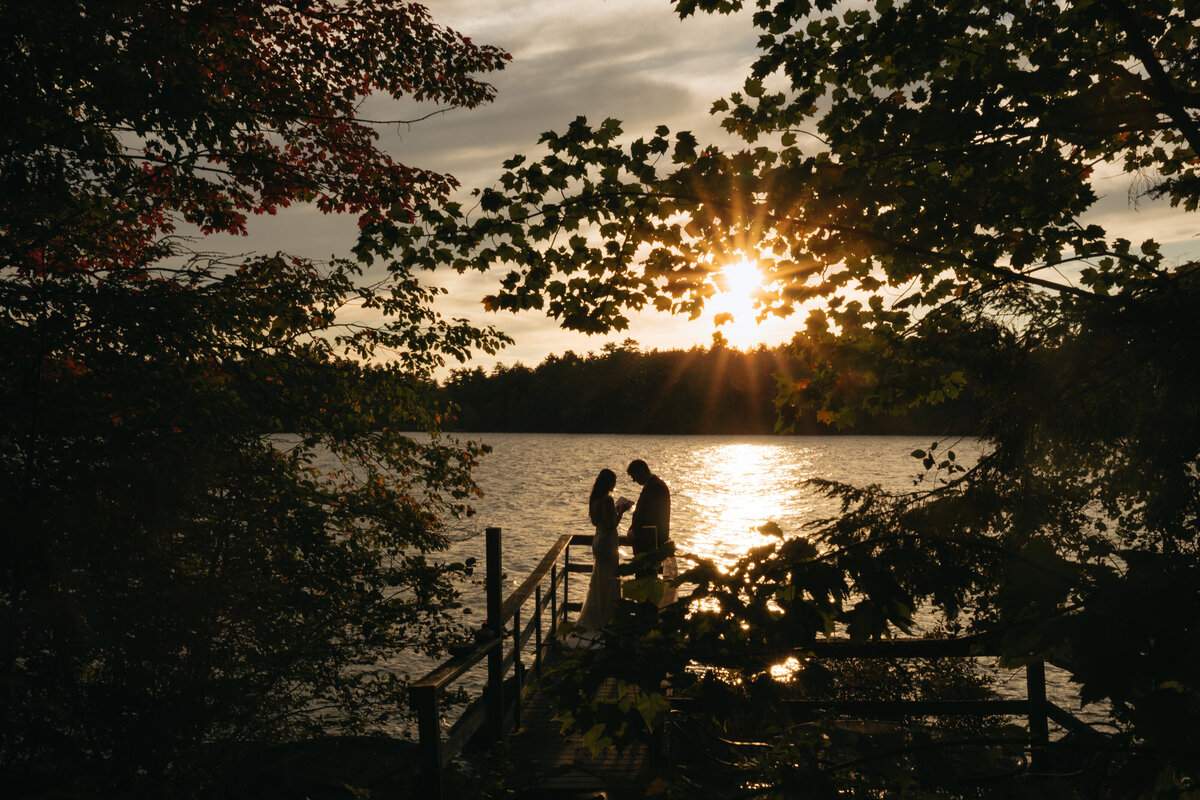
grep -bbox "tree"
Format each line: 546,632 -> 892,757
1,2 -> 510,795
394,0 -> 1200,793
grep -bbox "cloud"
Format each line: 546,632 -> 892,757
1078,163 -> 1197,267
364,1 -> 758,190
405,3 -> 764,370
231,2 -> 766,373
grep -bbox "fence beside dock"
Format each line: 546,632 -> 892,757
408,527 -> 1090,797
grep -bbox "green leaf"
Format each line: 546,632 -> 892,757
634,691 -> 670,731
622,576 -> 665,605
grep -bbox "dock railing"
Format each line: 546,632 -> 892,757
409,528 -> 1088,795
668,636 -> 1077,771
408,527 -> 580,797
408,527 -> 638,797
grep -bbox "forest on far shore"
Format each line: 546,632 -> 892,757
437,339 -> 982,435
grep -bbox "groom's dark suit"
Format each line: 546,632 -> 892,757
629,474 -> 670,555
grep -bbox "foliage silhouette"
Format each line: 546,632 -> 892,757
1,2 -> 509,796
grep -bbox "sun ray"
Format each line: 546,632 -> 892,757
710,258 -> 766,349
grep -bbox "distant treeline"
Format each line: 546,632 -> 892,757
438,341 -> 980,435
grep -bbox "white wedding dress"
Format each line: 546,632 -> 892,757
572,495 -> 621,642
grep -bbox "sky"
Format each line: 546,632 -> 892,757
211,1 -> 1196,376
211,1 -> 804,375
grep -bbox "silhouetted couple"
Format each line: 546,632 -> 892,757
575,459 -> 671,638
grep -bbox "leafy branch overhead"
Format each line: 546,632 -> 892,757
397,1 -> 1200,793
387,0 -> 1194,341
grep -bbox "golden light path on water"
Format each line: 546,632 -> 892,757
680,441 -> 819,568
661,440 -> 825,682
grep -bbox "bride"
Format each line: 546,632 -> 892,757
573,468 -> 631,640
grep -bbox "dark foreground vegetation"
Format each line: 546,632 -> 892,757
1,2 -> 508,797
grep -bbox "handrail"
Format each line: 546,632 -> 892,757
411,533 -> 572,695
671,697 -> 1033,715
410,631 -> 500,692
500,533 -> 572,621
805,634 -> 997,659
572,532 -> 632,547
410,527 -> 577,798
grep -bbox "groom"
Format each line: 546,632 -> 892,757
626,459 -> 670,556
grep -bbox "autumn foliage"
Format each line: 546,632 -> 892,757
1,2 -> 509,796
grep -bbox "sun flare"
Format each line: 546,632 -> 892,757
711,259 -> 765,349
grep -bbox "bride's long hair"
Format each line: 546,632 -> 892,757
588,468 -> 617,524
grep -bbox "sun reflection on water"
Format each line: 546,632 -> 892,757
769,655 -> 804,682
672,441 -> 819,687
676,441 -> 818,568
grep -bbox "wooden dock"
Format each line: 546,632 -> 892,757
409,527 -> 1095,798
501,672 -> 654,797
409,528 -> 671,798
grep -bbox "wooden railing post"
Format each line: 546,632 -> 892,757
410,683 -> 444,799
485,527 -> 505,742
563,542 -> 571,621
513,604 -> 523,729
534,584 -> 543,677
1026,659 -> 1049,771
549,563 -> 558,636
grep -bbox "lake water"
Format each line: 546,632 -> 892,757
439,432 -> 981,572
315,433 -> 1103,732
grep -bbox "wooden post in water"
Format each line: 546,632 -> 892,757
1026,659 -> 1049,771
485,527 -> 505,742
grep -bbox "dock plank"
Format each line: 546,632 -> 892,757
503,662 -> 652,796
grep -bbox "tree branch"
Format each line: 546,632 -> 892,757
1103,0 -> 1200,157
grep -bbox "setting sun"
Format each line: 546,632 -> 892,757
711,259 -> 765,349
